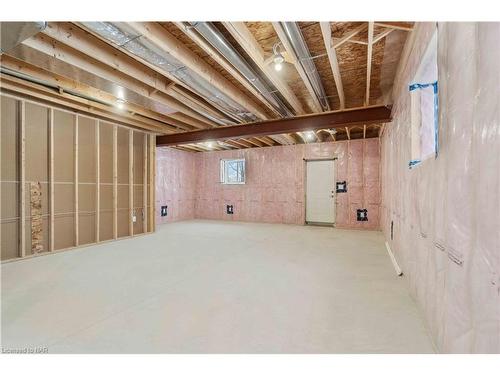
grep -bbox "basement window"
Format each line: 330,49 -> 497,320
409,28 -> 439,169
220,159 -> 246,184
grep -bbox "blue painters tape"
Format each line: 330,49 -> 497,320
433,81 -> 439,157
409,159 -> 421,169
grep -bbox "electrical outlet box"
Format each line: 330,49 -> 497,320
161,205 -> 168,217
356,209 -> 368,221
226,205 -> 234,215
336,181 -> 347,193
132,215 -> 137,223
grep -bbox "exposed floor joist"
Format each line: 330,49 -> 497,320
127,22 -> 270,121
373,28 -> 394,44
365,22 -> 374,106
23,29 -> 216,129
1,73 -> 167,133
319,22 -> 345,109
332,24 -> 367,49
0,55 -> 190,133
2,21 -> 412,151
374,22 -> 414,31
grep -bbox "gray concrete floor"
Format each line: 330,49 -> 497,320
1,220 -> 434,353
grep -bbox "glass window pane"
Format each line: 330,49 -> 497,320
221,159 -> 245,184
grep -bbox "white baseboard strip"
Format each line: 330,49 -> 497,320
385,241 -> 403,276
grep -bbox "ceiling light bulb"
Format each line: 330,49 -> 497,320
206,141 -> 215,149
273,53 -> 284,65
306,131 -> 315,140
116,98 -> 126,109
272,42 -> 285,72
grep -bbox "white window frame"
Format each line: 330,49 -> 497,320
220,158 -> 246,185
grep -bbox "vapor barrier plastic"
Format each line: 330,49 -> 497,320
381,22 -> 500,353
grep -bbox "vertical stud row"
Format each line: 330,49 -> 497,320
112,125 -> 118,239
74,116 -> 79,246
95,120 -> 100,243
128,129 -> 134,236
49,107 -> 54,252
19,101 -> 26,257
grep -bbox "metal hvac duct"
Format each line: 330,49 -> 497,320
278,22 -> 330,111
187,22 -> 294,118
81,22 -> 256,124
0,22 -> 47,54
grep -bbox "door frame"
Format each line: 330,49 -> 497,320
303,157 -> 338,226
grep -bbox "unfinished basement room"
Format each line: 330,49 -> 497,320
1,2 -> 499,365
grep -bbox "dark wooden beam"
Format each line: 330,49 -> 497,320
156,105 -> 392,146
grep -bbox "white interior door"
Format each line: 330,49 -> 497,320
306,159 -> 335,224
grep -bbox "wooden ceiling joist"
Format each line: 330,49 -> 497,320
0,55 -> 191,133
332,24 -> 368,49
243,138 -> 264,147
224,140 -> 245,149
43,23 -> 166,92
1,73 -> 164,133
229,139 -> 255,148
373,28 -> 394,44
127,22 -> 270,121
181,144 -> 206,152
272,22 -> 323,113
222,22 -> 306,116
78,22 -> 244,125
166,112 -> 213,130
23,30 -> 217,129
319,22 -> 345,109
41,23 -> 222,128
345,127 -> 351,140
156,105 -> 391,146
257,137 -> 275,146
374,22 -> 414,31
365,22 -> 374,106
173,145 -> 198,152
173,22 -> 282,119
281,134 -> 298,145
165,84 -> 232,124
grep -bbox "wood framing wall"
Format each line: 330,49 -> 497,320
0,93 -> 156,261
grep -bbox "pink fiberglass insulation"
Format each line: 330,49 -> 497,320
155,147 -> 196,223
156,138 -> 381,229
380,22 -> 500,353
191,139 -> 380,229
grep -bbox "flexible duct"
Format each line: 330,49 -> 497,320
278,22 -> 330,111
81,22 -> 257,124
